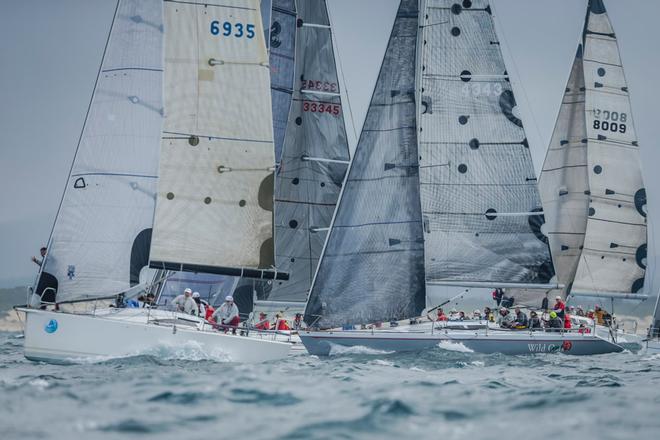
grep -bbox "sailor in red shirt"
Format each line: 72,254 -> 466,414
275,312 -> 290,331
553,296 -> 566,319
436,308 -> 448,321
254,312 -> 270,330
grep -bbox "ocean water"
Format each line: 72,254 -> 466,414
1,332 -> 659,440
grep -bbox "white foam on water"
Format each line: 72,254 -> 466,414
371,359 -> 395,367
437,340 -> 474,353
28,378 -> 50,389
410,366 -> 426,372
145,339 -> 232,362
328,343 -> 394,356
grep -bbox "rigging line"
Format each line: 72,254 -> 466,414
490,1 -> 544,175
326,2 -> 358,146
35,0 -> 122,289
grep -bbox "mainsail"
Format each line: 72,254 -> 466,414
269,0 -> 296,162
304,0 -> 556,327
304,0 -> 426,327
539,0 -> 646,299
268,0 -> 350,302
35,0 -> 164,301
149,0 -> 284,280
419,0 -> 553,287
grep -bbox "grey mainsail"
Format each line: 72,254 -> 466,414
304,0 -> 426,328
34,0 -> 164,302
304,0 -> 557,327
419,0 -> 553,286
268,0 -> 350,303
539,0 -> 646,299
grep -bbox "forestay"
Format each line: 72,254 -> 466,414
150,0 -> 279,277
268,0 -> 350,302
418,0 -> 553,285
540,0 -> 646,297
304,0 -> 425,328
36,0 -> 164,301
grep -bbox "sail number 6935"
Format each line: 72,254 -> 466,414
210,21 -> 255,39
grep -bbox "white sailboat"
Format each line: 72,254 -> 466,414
18,0 -> 291,363
539,0 -> 647,349
299,0 -> 623,356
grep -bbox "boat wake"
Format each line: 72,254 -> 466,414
328,343 -> 394,356
64,340 -> 233,364
437,340 -> 474,353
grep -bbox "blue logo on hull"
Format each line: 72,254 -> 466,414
44,319 -> 58,334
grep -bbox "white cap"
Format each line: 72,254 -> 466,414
225,295 -> 233,302
184,288 -> 192,294
555,296 -> 562,300
192,292 -> 200,298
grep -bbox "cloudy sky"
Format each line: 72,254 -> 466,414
1,0 -> 659,309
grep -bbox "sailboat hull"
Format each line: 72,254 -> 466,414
17,308 -> 291,364
300,329 -> 624,356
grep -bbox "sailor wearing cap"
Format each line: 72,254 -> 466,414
171,288 -> 196,315
191,291 -> 205,317
212,295 -> 240,333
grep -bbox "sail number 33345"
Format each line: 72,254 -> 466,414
210,21 -> 255,38
593,109 -> 627,134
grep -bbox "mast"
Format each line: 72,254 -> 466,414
304,0 -> 425,328
149,0 -> 286,280
35,0 -> 164,301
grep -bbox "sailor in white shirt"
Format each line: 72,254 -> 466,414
212,295 -> 240,333
192,291 -> 206,318
171,288 -> 196,315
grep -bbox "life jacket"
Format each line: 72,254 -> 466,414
437,312 -> 448,321
564,313 -> 572,329
276,320 -> 290,331
255,320 -> 270,330
205,305 -> 215,321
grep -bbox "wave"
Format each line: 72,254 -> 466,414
437,340 -> 474,353
328,343 -> 394,356
63,340 -> 232,364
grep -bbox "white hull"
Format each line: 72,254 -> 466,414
18,307 -> 291,364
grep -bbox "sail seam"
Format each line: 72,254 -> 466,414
162,0 -> 255,11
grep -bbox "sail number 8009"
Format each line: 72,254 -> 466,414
210,21 -> 255,39
593,109 -> 627,134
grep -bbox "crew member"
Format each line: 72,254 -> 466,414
553,296 -> 566,320
497,307 -> 515,328
254,312 -> 270,330
31,247 -> 47,267
212,295 -> 240,333
512,307 -> 528,328
192,292 -> 205,317
171,288 -> 196,314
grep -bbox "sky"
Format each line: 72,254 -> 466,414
0,0 -> 659,313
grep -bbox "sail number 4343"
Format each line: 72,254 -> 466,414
210,21 -> 255,38
593,109 -> 627,133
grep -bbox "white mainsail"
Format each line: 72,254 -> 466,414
539,0 -> 646,299
35,0 -> 164,301
149,0 -> 281,278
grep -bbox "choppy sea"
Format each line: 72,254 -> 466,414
1,331 -> 659,440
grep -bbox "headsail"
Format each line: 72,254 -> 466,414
540,0 -> 646,298
304,0 -> 425,328
35,0 -> 164,301
418,0 -> 553,287
149,0 -> 283,280
268,0 -> 350,302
